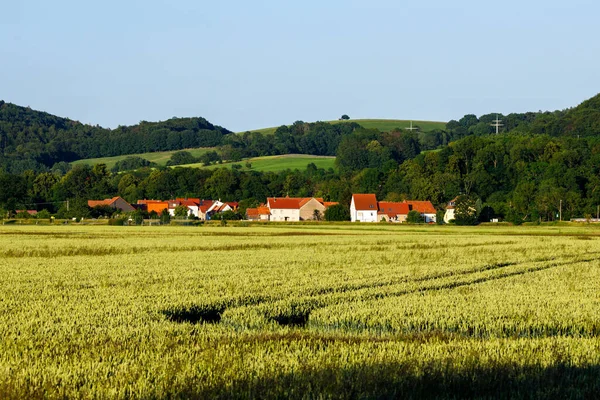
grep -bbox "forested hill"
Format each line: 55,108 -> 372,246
0,100 -> 231,173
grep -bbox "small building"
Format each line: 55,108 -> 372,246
350,194 -> 378,222
15,210 -> 38,216
246,206 -> 271,221
377,201 -> 410,223
299,197 -> 326,220
197,200 -> 215,220
404,200 -> 437,223
267,197 -> 302,222
146,201 -> 169,216
88,196 -> 135,213
444,197 -> 458,224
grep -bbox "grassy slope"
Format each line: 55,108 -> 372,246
72,119 -> 446,169
71,148 -> 214,169
239,119 -> 447,135
177,154 -> 336,172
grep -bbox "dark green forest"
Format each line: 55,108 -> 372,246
1,94 -> 600,222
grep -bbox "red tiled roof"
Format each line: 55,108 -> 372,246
299,197 -> 324,207
198,200 -> 214,213
323,202 -> 338,208
377,201 -> 409,215
257,206 -> 270,215
267,197 -> 302,209
16,210 -> 38,215
352,194 -> 377,210
88,197 -> 120,208
404,200 -> 436,214
246,206 -> 270,217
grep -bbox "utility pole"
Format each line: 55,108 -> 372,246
597,204 -> 599,221
490,114 -> 503,134
559,200 -> 562,222
66,199 -> 69,212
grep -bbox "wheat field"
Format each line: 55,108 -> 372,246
1,224 -> 599,398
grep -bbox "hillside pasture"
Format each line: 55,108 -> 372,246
177,154 -> 336,172
240,118 -> 447,135
0,224 -> 599,398
71,147 -> 215,169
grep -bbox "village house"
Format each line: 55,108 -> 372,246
404,200 -> 437,223
88,196 -> 135,213
206,200 -> 239,219
377,201 -> 410,223
444,197 -> 458,223
197,200 -> 215,220
350,194 -> 378,222
246,205 -> 271,221
299,197 -> 326,220
267,197 -> 302,221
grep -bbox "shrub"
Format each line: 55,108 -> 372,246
406,210 -> 424,224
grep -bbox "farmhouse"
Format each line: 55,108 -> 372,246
404,200 -> 437,223
246,206 -> 271,221
299,197 -> 326,220
377,201 -> 410,222
197,200 -> 214,220
350,194 -> 378,222
88,196 -> 135,213
267,197 -> 302,221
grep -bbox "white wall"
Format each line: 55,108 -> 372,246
423,213 -> 437,223
270,208 -> 300,222
350,198 -> 378,222
444,209 -> 455,223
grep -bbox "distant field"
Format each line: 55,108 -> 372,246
71,147 -> 215,169
240,119 -> 447,135
177,154 -> 336,172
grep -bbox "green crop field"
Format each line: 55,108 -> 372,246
1,224 -> 599,399
178,154 -> 336,172
71,147 -> 215,169
241,119 -> 447,135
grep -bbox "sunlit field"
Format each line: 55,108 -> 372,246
1,224 -> 599,399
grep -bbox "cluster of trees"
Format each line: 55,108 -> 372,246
2,131 -> 600,224
166,150 -> 222,167
0,101 -> 231,173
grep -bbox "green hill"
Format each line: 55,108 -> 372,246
176,154 -> 336,172
240,119 -> 447,135
72,147 -> 215,169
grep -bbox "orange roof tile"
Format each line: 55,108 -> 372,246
377,201 -> 410,215
352,194 -> 378,210
404,200 -> 436,214
267,197 -> 302,209
323,202 -> 338,208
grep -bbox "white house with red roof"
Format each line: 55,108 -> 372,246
267,197 -> 302,221
404,200 -> 437,223
350,194 -> 378,222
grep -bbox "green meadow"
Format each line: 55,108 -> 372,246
241,119 -> 447,135
71,147 -> 215,169
177,154 -> 336,172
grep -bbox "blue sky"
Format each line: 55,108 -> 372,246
1,0 -> 598,131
